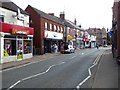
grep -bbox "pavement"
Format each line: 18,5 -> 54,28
0,48 -> 81,70
92,49 -> 119,88
0,48 -> 119,88
0,52 -> 61,70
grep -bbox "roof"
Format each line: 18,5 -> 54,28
29,5 -> 64,25
0,1 -> 29,15
65,20 -> 84,30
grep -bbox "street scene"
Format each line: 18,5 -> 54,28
0,0 -> 120,89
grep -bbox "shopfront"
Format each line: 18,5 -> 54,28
44,30 -> 63,53
0,22 -> 34,63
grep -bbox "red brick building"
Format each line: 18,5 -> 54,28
112,0 -> 120,59
86,28 -> 107,46
25,5 -> 64,55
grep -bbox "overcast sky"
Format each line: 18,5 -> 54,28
10,0 -> 114,29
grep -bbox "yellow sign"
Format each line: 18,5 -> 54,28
67,35 -> 74,40
4,50 -> 9,57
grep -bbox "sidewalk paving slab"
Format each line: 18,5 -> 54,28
92,49 -> 119,88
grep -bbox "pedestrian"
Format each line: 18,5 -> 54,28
54,44 -> 58,53
96,44 -> 99,49
60,42 -> 64,53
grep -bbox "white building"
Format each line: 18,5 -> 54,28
0,1 -> 34,63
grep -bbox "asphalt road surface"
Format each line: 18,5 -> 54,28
2,48 -> 107,89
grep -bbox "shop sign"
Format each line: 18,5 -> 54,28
12,29 -> 30,35
83,38 -> 90,42
44,30 -> 63,39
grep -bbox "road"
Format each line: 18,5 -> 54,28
2,48 -> 108,89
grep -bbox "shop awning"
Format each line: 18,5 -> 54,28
67,35 -> 74,40
0,22 -> 34,35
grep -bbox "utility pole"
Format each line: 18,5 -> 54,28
74,18 -> 77,49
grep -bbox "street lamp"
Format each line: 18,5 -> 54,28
75,34 -> 77,49
62,21 -> 67,43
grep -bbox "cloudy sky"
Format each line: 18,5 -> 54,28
10,0 -> 114,29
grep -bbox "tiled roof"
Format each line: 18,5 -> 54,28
29,5 -> 64,25
0,1 -> 29,15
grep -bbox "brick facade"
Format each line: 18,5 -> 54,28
25,5 -> 64,55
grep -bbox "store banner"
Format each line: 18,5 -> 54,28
12,29 -> 30,35
44,30 -> 63,40
0,22 -> 34,35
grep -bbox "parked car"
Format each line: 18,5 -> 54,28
64,44 -> 75,53
103,44 -> 108,47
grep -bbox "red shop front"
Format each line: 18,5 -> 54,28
0,22 -> 34,63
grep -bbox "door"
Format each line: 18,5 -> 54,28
17,40 -> 23,60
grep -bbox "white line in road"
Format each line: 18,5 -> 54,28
71,56 -> 77,59
7,62 -> 65,90
7,80 -> 21,90
76,51 -> 104,89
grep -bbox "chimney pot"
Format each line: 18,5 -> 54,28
60,12 -> 65,20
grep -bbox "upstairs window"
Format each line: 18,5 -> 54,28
54,25 -> 57,32
45,22 -> 48,30
50,24 -> 52,31
57,26 -> 60,32
0,15 -> 4,22
61,27 -> 63,33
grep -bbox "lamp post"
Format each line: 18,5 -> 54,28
63,22 -> 67,43
75,32 -> 77,50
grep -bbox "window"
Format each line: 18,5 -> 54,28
54,25 -> 57,32
0,15 -> 4,22
24,40 -> 32,54
61,27 -> 63,33
45,22 -> 48,30
67,27 -> 70,34
50,24 -> 52,31
57,26 -> 60,32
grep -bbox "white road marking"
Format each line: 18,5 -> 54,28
76,51 -> 104,89
81,53 -> 84,55
7,62 -> 65,90
7,80 -> 21,90
71,56 -> 77,59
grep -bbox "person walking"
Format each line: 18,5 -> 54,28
96,44 -> 99,49
54,44 -> 58,53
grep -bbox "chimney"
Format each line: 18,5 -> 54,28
48,13 -> 54,16
74,18 -> 77,25
60,12 -> 65,20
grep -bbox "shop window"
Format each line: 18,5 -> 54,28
24,40 -> 32,54
4,40 -> 12,56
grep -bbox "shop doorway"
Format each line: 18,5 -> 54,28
17,40 -> 23,60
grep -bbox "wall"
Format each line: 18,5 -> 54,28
0,7 -> 29,27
